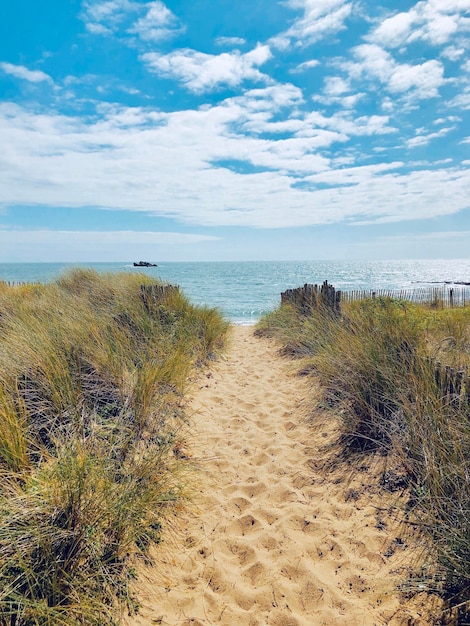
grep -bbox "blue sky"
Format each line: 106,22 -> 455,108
0,0 -> 469,262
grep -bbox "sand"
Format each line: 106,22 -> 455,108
127,326 -> 438,626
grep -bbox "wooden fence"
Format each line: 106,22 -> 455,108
281,281 -> 341,315
281,282 -> 470,313
340,286 -> 470,307
281,281 -> 470,407
140,284 -> 179,312
0,280 -> 38,287
432,361 -> 470,407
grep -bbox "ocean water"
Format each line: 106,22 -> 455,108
1,260 -> 469,324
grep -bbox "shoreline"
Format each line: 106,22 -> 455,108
2,259 -> 470,327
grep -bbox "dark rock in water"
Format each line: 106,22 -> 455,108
133,261 -> 157,267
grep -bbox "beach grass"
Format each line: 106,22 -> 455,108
258,296 -> 470,622
0,269 -> 228,625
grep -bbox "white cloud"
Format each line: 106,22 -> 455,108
290,59 -> 320,73
83,0 -> 129,22
433,115 -> 461,124
0,229 -> 217,245
368,0 -> 470,49
381,97 -> 395,112
379,230 -> 470,242
223,85 -> 382,143
304,166 -> 470,226
406,125 -> 455,147
82,0 -> 181,41
349,44 -> 394,83
0,229 -> 218,262
86,22 -> 112,35
442,45 -> 466,60
128,1 -> 181,41
368,11 -> 416,48
141,44 -> 272,92
448,84 -> 470,109
349,228 -> 470,258
215,36 -> 246,47
2,0 -> 469,259
388,59 -> 444,96
7,95 -> 465,232
82,0 -> 136,31
305,162 -> 404,185
324,76 -> 349,95
347,44 -> 446,99
312,76 -> 364,107
271,0 -> 352,48
314,93 -> 364,108
231,84 -> 304,111
0,62 -> 52,84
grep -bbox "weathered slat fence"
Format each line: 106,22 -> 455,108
281,281 -> 470,408
0,280 -> 39,287
140,284 -> 179,313
281,282 -> 470,314
340,286 -> 470,307
431,361 -> 470,408
281,281 -> 341,315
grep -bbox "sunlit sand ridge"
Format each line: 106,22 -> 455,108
128,326 -> 437,626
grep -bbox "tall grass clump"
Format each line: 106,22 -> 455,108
0,269 -> 228,625
258,296 -> 470,620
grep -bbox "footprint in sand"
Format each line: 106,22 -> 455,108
228,514 -> 263,536
239,481 -> 266,498
126,326 -> 437,626
230,496 -> 252,513
244,561 -> 271,586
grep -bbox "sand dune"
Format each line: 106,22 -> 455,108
127,326 -> 438,625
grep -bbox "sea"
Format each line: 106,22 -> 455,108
1,260 -> 469,325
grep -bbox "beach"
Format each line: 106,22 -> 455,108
127,326 -> 438,625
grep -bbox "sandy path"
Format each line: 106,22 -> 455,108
129,326 -> 433,626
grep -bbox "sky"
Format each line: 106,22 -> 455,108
0,0 -> 469,262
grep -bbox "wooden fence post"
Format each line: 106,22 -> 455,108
280,281 -> 341,316
140,284 -> 179,313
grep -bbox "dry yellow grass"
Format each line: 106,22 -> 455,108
258,297 -> 470,623
0,269 -> 228,625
